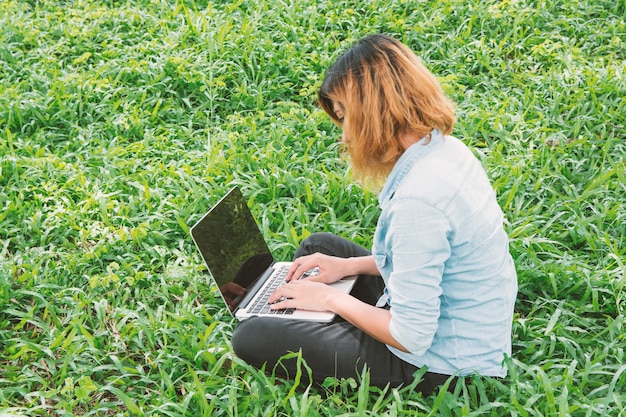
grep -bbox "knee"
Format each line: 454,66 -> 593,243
231,317 -> 280,368
296,232 -> 338,258
231,319 -> 256,362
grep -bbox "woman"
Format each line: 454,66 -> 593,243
232,34 -> 517,394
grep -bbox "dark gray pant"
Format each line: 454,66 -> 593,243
231,232 -> 452,393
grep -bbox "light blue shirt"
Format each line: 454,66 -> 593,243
372,129 -> 518,377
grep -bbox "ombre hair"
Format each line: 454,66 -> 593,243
318,34 -> 455,186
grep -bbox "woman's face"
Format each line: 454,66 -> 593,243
332,101 -> 349,144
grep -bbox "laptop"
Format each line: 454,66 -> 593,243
190,186 -> 356,322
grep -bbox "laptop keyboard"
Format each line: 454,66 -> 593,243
248,265 -> 295,315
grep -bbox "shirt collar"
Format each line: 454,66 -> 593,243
378,129 -> 443,208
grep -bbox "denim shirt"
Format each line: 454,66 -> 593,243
372,129 -> 518,377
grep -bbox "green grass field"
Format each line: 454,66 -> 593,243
1,0 -> 625,415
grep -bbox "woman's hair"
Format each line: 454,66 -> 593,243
318,34 -> 455,186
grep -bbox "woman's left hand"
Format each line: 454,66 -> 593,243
268,279 -> 341,312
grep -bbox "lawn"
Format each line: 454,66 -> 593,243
1,0 -> 625,415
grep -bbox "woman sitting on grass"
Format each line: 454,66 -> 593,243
232,34 -> 518,394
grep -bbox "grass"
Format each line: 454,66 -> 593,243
0,0 -> 624,415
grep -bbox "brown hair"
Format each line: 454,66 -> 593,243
318,34 -> 455,186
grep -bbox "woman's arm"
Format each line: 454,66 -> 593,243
328,291 -> 409,352
269,278 -> 408,351
272,253 -> 409,349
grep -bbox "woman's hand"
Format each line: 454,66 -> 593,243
285,252 -> 355,284
268,279 -> 341,312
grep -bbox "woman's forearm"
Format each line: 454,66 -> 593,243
345,255 -> 380,276
326,291 -> 408,352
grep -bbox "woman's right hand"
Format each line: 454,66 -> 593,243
285,253 -> 355,284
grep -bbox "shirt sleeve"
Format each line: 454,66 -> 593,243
384,197 -> 451,355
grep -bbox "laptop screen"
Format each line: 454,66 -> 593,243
191,187 -> 274,311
